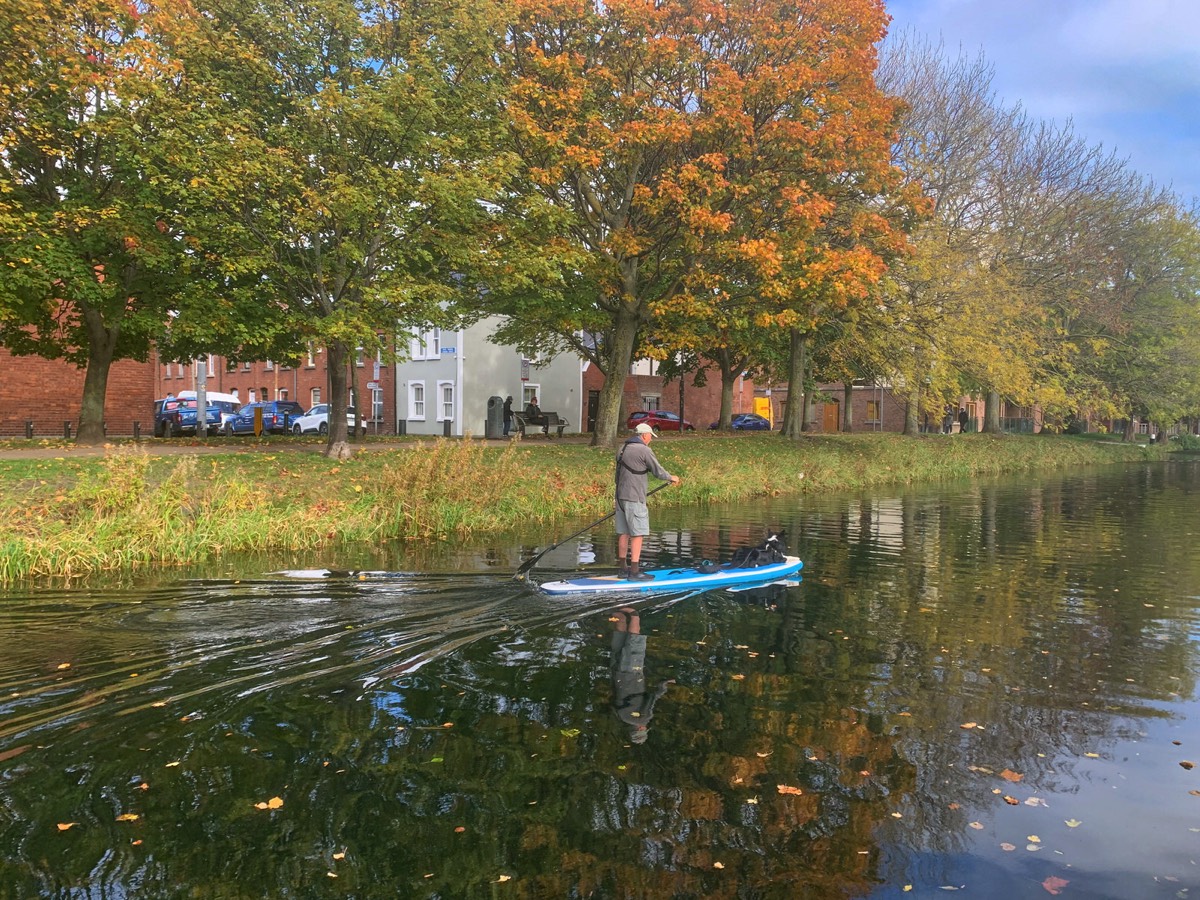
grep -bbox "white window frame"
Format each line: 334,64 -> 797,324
522,384 -> 541,408
437,380 -> 454,422
310,387 -> 321,407
307,345 -> 316,368
371,387 -> 384,422
409,329 -> 424,360
265,359 -> 273,371
408,381 -> 426,420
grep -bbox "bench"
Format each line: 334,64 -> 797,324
512,410 -> 569,438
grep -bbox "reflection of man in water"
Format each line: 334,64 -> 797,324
610,607 -> 673,744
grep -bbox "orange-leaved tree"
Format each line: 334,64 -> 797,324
495,0 -> 912,446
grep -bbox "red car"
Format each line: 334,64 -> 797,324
626,409 -> 695,432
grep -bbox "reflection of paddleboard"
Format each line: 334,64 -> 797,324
540,556 -> 803,595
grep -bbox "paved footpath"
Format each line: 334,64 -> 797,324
0,434 -> 596,460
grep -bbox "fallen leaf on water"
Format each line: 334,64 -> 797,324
1180,761 -> 1195,770
1027,835 -> 1041,843
713,861 -> 725,869
1189,790 -> 1200,796
1003,796 -> 1020,805
1064,819 -> 1081,828
495,875 -> 511,883
1042,875 -> 1069,895
1026,843 -> 1042,852
1000,843 -> 1016,851
254,796 -> 284,810
999,769 -> 1024,782
1084,752 -> 1100,758
560,728 -> 581,738
333,852 -> 346,860
731,674 -> 746,681
327,872 -> 337,879
777,785 -> 804,796
1025,797 -> 1049,807
454,827 -> 466,833
755,751 -> 771,758
891,812 -> 903,818
960,722 -> 978,730
115,814 -> 139,822
948,803 -> 961,810
57,663 -> 71,670
968,822 -> 983,830
57,823 -> 77,831
165,761 -> 181,768
903,887 -> 912,893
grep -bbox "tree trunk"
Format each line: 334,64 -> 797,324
841,382 -> 854,433
983,389 -> 1002,434
902,381 -> 919,435
1122,416 -> 1137,442
325,340 -> 351,458
77,307 -> 118,445
593,301 -> 640,447
718,365 -> 735,429
781,328 -> 806,439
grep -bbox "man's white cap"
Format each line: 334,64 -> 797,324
634,422 -> 656,436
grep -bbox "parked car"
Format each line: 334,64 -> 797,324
708,412 -> 773,431
291,404 -> 363,435
223,400 -> 305,435
626,409 -> 695,432
154,391 -> 242,437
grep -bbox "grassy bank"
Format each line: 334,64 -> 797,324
0,432 -> 1163,582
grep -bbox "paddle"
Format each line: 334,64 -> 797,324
513,481 -> 672,581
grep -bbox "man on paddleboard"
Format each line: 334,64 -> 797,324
616,422 -> 680,580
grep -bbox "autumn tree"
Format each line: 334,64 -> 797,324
496,0 -> 909,446
159,0 -> 514,457
0,0 -> 191,444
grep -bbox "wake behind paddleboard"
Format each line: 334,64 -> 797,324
539,556 -> 803,595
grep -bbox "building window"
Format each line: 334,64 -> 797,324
264,360 -> 273,371
231,388 -> 239,401
642,395 -> 661,410
355,346 -> 365,367
226,359 -> 237,372
409,382 -> 426,420
371,387 -> 384,422
260,387 -> 268,403
278,389 -> 288,400
310,387 -> 321,407
522,384 -> 540,408
242,361 -> 251,371
866,400 -> 881,424
437,381 -> 454,421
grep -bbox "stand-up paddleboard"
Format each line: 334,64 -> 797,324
539,556 -> 803,595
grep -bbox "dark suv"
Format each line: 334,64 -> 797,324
223,400 -> 305,435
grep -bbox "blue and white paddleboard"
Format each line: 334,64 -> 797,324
539,556 -> 803,595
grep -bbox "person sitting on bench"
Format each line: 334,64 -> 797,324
525,396 -> 549,434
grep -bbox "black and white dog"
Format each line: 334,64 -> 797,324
731,530 -> 788,568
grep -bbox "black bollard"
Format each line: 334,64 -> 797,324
64,421 -> 72,439
25,420 -> 33,439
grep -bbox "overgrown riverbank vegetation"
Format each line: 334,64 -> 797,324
0,434 -> 1163,583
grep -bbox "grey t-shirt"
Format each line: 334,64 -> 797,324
615,438 -> 672,503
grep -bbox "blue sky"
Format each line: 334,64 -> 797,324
883,0 -> 1200,205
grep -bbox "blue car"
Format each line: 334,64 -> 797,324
223,400 -> 306,436
709,412 -> 773,431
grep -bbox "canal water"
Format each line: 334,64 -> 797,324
3,461 -> 1200,898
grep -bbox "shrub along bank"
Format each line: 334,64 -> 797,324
0,433 -> 1163,582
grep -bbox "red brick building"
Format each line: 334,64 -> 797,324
581,360 -> 759,432
154,348 -> 398,435
0,349 -> 158,438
